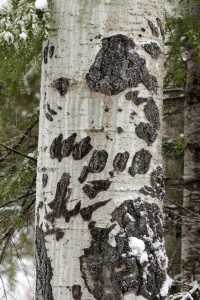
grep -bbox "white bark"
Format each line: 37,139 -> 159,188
35,1 -> 168,299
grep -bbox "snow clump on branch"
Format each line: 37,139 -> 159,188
0,0 -> 12,12
35,0 -> 48,9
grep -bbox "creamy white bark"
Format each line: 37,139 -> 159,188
35,1 -> 167,299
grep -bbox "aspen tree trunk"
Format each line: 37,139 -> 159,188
182,1 -> 200,286
35,1 -> 169,299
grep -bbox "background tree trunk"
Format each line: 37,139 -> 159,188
35,1 -> 168,299
182,1 -> 200,286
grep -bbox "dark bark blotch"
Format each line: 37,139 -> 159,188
35,225 -> 53,300
82,179 -> 111,199
135,122 -> 157,146
52,77 -> 69,96
72,136 -> 93,160
86,34 -> 158,95
128,149 -> 152,177
113,151 -> 129,172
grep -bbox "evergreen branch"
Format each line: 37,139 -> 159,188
0,192 -> 36,210
0,118 -> 39,162
0,144 -> 37,162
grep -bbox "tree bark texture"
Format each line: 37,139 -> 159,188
35,1 -> 168,299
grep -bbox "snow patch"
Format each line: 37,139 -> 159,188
1,30 -> 14,43
0,0 -> 12,12
128,237 -> 148,263
35,0 -> 48,9
160,275 -> 173,296
19,32 -> 27,40
124,294 -> 148,300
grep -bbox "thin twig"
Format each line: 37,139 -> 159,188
0,192 -> 36,209
0,118 -> 38,162
0,144 -> 37,162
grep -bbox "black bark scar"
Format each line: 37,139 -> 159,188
52,77 -> 69,96
47,103 -> 57,115
156,18 -> 165,39
35,225 -> 53,300
80,198 -> 168,300
128,149 -> 152,177
125,90 -> 148,106
45,173 -> 80,223
44,227 -> 64,241
42,174 -> 48,188
50,133 -> 63,162
61,133 -> 77,158
113,151 -> 129,172
72,136 -> 93,160
80,199 -> 111,221
148,20 -> 159,37
49,45 -> 54,58
43,44 -> 48,64
45,112 -> 53,121
144,99 -> 160,130
78,150 -> 108,183
135,122 -> 157,146
50,133 -> 77,162
72,285 -> 82,300
82,179 -> 112,199
86,34 -> 158,95
143,43 -> 161,60
140,166 -> 165,200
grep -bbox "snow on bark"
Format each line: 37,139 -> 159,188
35,0 -> 167,299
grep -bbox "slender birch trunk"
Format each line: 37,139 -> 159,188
35,1 -> 169,299
182,1 -> 200,285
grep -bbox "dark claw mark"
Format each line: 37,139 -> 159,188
43,44 -> 48,64
47,103 -> 57,115
148,20 -> 159,37
45,112 -> 53,121
42,174 -> 48,188
49,46 -> 54,58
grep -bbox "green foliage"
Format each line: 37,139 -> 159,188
165,12 -> 200,87
163,136 -> 187,158
0,1 -> 51,291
